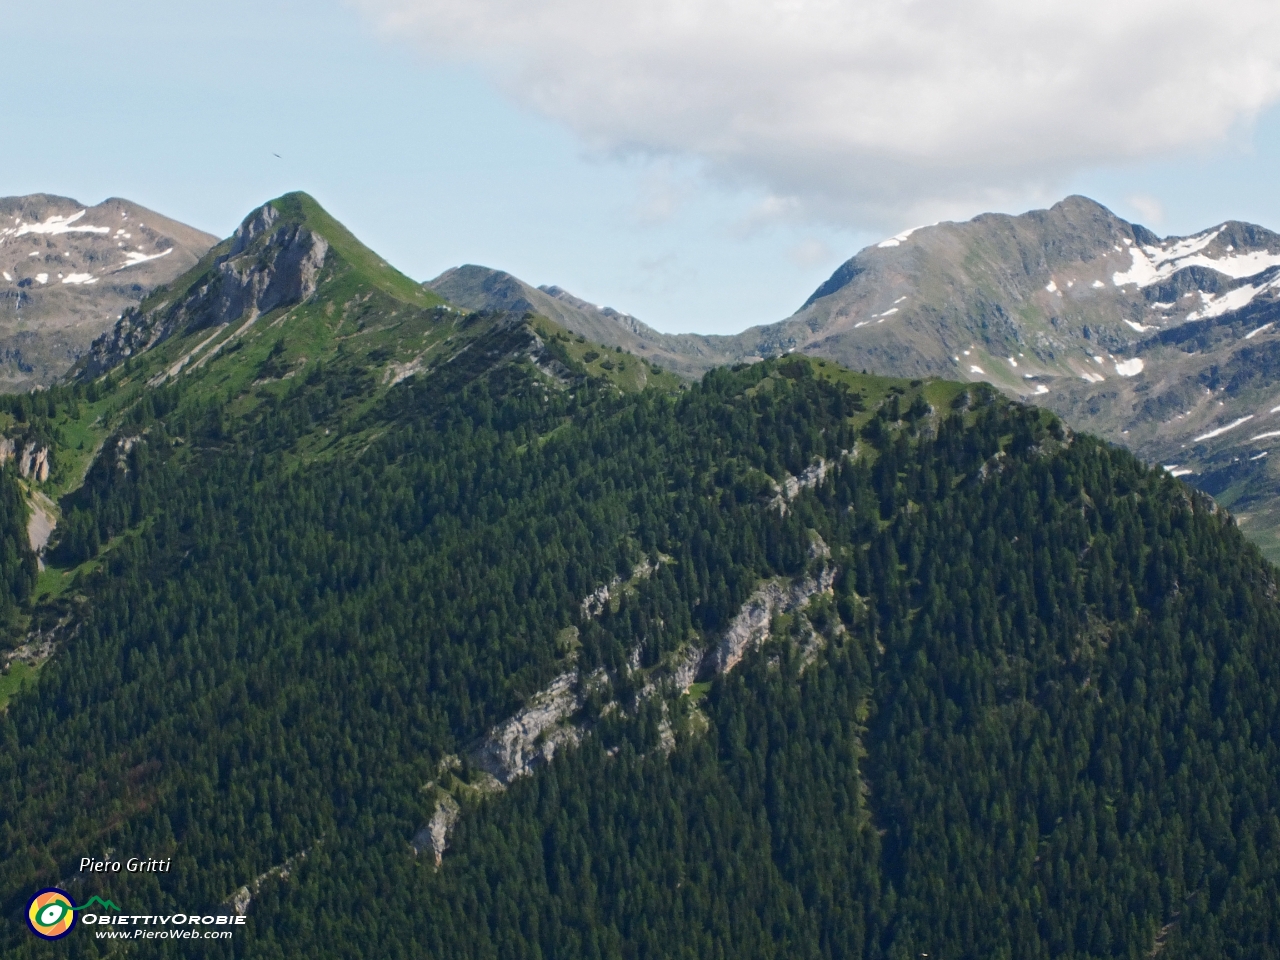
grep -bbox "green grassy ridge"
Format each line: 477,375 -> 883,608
126,192 -> 444,324
274,192 -> 445,308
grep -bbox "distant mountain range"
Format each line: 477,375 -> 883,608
433,197 -> 1280,558
8,189 -> 1280,555
0,195 -> 215,389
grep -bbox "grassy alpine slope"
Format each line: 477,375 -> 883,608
1,194 -> 1279,959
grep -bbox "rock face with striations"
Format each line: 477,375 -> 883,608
79,203 -> 329,378
0,195 -> 217,389
471,672 -> 584,785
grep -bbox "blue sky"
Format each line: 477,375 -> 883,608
6,0 -> 1280,334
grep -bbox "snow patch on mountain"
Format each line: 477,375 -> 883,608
1114,358 -> 1144,377
1194,416 -> 1254,443
117,248 -> 173,270
877,224 -> 931,248
0,210 -> 110,239
1185,278 -> 1280,321
1114,229 -> 1280,288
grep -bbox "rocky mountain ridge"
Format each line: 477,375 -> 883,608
433,197 -> 1280,558
79,202 -> 330,379
426,264 -> 723,378
0,194 -> 216,388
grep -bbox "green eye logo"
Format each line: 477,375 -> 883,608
27,889 -> 77,939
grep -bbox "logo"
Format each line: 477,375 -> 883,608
26,888 -> 77,940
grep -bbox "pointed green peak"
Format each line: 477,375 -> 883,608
246,191 -> 443,308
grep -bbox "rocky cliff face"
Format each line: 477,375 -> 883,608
705,567 -> 837,675
471,672 -> 586,786
79,203 -> 329,378
0,437 -> 50,482
0,195 -> 216,389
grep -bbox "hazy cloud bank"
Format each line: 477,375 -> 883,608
352,0 -> 1280,230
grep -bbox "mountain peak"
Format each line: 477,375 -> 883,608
0,192 -> 216,387
77,191 -> 442,379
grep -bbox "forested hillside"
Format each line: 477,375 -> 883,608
3,193 -> 1280,959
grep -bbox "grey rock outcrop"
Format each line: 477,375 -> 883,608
79,203 -> 329,378
472,672 -> 584,785
431,564 -> 841,863
412,794 -> 461,866
0,437 -> 50,481
771,457 -> 834,513
705,567 -> 837,676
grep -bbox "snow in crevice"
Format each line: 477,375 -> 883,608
1246,323 -> 1274,340
1124,319 -> 1152,332
116,248 -> 173,270
1194,416 -> 1254,443
0,210 -> 110,239
61,273 -> 97,285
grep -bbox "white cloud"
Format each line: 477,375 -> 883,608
788,237 -> 835,268
1125,193 -> 1165,226
352,0 -> 1280,227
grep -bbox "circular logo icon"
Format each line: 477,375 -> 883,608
27,888 -> 77,940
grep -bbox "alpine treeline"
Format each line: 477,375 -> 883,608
2,347 -> 1278,960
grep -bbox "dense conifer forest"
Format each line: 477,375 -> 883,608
3,194 -> 1280,958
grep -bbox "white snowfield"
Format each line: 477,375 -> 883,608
1112,227 -> 1280,288
0,210 -> 110,239
61,273 -> 97,285
1124,319 -> 1152,332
